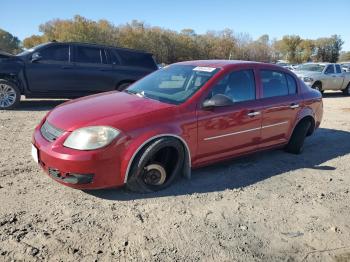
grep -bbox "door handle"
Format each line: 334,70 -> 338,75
290,103 -> 299,109
61,66 -> 72,69
247,111 -> 261,117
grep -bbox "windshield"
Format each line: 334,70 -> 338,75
125,65 -> 220,105
296,64 -> 325,72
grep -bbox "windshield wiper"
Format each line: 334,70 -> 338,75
124,89 -> 148,98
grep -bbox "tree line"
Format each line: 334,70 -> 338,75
1,15 -> 348,64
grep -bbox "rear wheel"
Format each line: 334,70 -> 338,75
117,82 -> 132,91
0,80 -> 21,110
126,137 -> 185,193
285,120 -> 311,154
342,83 -> 350,96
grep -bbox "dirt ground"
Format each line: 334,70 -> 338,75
0,93 -> 350,262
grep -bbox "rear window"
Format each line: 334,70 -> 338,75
113,49 -> 156,69
261,70 -> 289,98
75,46 -> 103,64
286,74 -> 297,94
335,64 -> 342,73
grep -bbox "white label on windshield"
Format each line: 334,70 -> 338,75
193,66 -> 216,72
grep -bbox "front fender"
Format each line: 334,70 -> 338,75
119,127 -> 192,184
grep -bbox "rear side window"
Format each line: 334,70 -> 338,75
75,46 -> 102,64
335,64 -> 342,73
114,49 -> 156,69
40,45 -> 69,62
286,74 -> 297,94
261,70 -> 288,98
325,65 -> 335,74
210,69 -> 256,103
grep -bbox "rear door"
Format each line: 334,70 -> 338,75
258,68 -> 302,149
71,45 -> 115,92
196,68 -> 262,163
334,64 -> 345,89
25,44 -> 76,92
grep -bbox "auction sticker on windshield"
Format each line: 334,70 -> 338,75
193,66 -> 217,72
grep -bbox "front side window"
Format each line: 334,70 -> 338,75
40,45 -> 69,62
209,70 -> 256,103
325,65 -> 335,74
75,46 -> 102,64
261,70 -> 289,98
126,65 -> 219,104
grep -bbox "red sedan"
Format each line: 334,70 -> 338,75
32,60 -> 323,192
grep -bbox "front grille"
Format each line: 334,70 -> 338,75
40,121 -> 64,142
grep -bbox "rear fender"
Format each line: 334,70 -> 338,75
288,107 -> 316,140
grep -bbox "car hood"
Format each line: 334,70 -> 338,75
46,91 -> 174,132
294,70 -> 321,79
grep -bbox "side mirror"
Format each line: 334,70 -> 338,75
31,52 -> 42,62
202,94 -> 233,109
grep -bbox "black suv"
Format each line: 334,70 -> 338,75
0,42 -> 158,109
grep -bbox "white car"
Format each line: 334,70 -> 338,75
294,63 -> 350,95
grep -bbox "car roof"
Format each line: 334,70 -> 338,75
174,60 -> 268,69
46,41 -> 153,55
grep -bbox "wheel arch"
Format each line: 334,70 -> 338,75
312,80 -> 322,89
122,134 -> 191,184
291,113 -> 316,139
0,73 -> 23,93
115,80 -> 134,90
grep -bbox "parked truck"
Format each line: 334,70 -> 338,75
294,63 -> 350,95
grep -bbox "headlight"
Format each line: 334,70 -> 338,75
303,77 -> 314,82
63,126 -> 120,150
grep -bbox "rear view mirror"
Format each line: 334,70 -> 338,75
31,52 -> 42,62
202,94 -> 233,109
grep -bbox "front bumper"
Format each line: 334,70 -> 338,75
32,124 -> 126,189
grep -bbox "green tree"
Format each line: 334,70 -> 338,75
339,51 -> 350,62
275,35 -> 302,63
0,28 -> 22,54
314,35 -> 343,62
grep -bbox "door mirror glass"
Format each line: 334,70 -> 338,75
31,52 -> 42,62
202,94 -> 233,109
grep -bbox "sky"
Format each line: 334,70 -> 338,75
1,0 -> 350,51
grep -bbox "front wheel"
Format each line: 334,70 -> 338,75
312,83 -> 323,94
0,80 -> 21,110
126,137 -> 185,193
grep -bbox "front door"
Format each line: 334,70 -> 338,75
196,69 -> 262,164
26,44 -> 76,93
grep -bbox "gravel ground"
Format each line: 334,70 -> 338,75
0,93 -> 350,262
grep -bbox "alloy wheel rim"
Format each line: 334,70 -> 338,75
0,84 -> 16,108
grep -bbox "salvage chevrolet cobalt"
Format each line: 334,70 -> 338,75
32,60 -> 323,192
